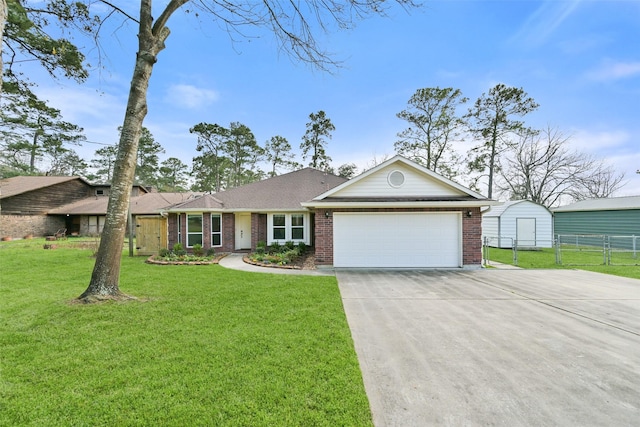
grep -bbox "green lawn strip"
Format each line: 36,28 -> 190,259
0,241 -> 373,426
485,247 -> 640,280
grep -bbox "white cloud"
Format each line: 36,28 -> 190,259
570,129 -> 631,153
586,61 -> 640,82
164,84 -> 219,109
510,0 -> 582,47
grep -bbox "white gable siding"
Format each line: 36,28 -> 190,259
482,201 -> 553,248
331,164 -> 467,198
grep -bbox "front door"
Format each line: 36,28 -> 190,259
235,213 -> 252,250
516,218 -> 536,247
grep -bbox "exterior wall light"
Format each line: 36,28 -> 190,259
466,210 -> 473,217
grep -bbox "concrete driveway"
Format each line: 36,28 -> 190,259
336,269 -> 640,426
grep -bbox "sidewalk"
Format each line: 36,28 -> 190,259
218,253 -> 335,276
484,260 -> 522,269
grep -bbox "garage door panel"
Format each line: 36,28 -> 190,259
334,212 -> 461,268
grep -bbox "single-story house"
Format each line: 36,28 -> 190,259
165,155 -> 496,268
553,196 -> 640,249
482,200 -> 553,248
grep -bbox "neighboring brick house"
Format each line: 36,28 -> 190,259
165,156 -> 495,269
0,176 -> 95,238
0,175 -> 156,240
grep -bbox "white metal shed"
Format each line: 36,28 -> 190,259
482,200 -> 553,248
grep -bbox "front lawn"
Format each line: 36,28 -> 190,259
485,246 -> 640,280
0,239 -> 372,426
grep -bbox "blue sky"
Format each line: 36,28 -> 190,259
27,0 -> 640,198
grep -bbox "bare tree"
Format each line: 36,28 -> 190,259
498,126 -> 625,208
80,0 -> 418,302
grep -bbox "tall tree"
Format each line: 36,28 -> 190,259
190,122 -> 227,192
81,0 -> 419,302
395,87 -> 467,179
89,145 -> 118,182
158,157 -> 189,191
337,162 -> 358,179
0,80 -> 85,174
191,153 -> 232,193
2,0 -> 93,84
134,127 -> 165,187
264,135 -> 299,176
47,149 -> 88,176
301,110 -> 334,170
224,122 -> 262,188
466,84 -> 539,198
498,126 -> 625,207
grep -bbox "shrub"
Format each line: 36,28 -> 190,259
285,241 -> 295,250
158,248 -> 171,258
206,247 -> 216,257
270,242 -> 282,253
257,240 -> 267,251
297,242 -> 307,254
173,243 -> 183,252
192,244 -> 204,257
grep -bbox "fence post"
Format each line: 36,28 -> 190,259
634,235 -> 637,259
555,237 -> 560,265
483,237 -> 487,266
513,239 -> 518,266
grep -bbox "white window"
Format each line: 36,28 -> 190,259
88,216 -> 105,235
187,214 -> 203,247
211,214 -> 222,247
268,213 -> 308,244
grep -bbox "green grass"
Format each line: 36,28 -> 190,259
484,246 -> 640,280
0,239 -> 373,426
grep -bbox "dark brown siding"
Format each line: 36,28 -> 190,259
1,179 -> 93,214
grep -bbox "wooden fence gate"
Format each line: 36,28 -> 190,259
136,216 -> 168,256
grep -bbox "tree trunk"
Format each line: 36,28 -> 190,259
0,0 -> 6,99
79,0 -> 175,301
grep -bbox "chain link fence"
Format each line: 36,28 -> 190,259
483,235 -> 639,267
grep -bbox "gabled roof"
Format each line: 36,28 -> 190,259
552,195 -> 640,212
303,155 -> 496,208
483,200 -> 551,218
166,168 -> 347,212
49,192 -> 203,215
0,176 -> 91,198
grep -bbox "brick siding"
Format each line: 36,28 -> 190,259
314,207 -> 483,267
0,214 -> 65,239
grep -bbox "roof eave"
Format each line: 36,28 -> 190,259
301,200 -> 500,209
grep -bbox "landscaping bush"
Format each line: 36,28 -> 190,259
193,243 -> 204,257
270,242 -> 282,253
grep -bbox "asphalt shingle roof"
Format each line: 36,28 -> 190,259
49,192 -> 203,215
0,176 -> 88,198
169,168 -> 347,211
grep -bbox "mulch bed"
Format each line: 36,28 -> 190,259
243,251 -> 317,270
145,253 -> 228,265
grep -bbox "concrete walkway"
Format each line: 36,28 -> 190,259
217,253 -> 335,276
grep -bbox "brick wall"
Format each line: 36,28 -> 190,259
0,214 -> 65,239
314,207 -> 483,267
250,213 -> 267,251
221,213 -> 235,252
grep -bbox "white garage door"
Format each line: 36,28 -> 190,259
333,212 -> 462,268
